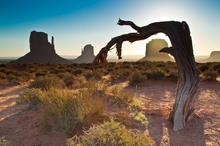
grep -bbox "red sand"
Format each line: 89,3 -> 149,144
0,80 -> 220,146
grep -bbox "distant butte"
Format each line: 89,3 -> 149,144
205,51 -> 220,62
72,44 -> 95,63
10,31 -> 71,64
139,39 -> 172,62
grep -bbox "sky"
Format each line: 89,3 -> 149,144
0,0 -> 220,58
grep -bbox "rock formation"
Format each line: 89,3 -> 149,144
10,31 -> 71,64
140,39 -> 172,62
204,51 -> 220,62
72,44 -> 95,63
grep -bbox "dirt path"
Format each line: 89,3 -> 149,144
0,84 -> 66,146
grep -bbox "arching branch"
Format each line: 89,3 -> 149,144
92,21 -> 177,65
117,18 -> 142,32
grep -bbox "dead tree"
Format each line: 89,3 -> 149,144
92,19 -> 199,131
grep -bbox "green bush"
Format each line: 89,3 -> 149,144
131,112 -> 148,127
67,119 -> 153,146
29,75 -> 66,90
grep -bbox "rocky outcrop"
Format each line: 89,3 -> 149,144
10,31 -> 71,64
72,44 -> 95,63
202,51 -> 220,62
139,39 -> 172,62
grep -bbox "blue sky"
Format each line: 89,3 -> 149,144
0,0 -> 220,57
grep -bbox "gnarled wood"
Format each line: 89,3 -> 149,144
92,19 -> 199,131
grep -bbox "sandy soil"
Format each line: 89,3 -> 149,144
0,80 -> 220,146
125,80 -> 220,146
0,84 -> 66,146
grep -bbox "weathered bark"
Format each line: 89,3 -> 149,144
92,19 -> 199,131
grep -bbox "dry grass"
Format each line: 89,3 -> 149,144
67,119 -> 153,146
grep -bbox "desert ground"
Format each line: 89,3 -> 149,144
0,79 -> 220,146
0,62 -> 220,146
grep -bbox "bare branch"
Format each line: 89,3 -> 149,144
117,19 -> 142,32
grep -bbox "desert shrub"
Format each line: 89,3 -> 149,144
7,74 -> 17,81
110,69 -> 132,82
0,136 -> 10,146
67,119 -> 153,146
213,63 -> 220,73
106,67 -> 114,72
147,69 -> 165,80
81,79 -> 108,94
128,99 -> 142,112
29,75 -> 66,90
63,75 -> 76,88
0,79 -> 9,86
114,111 -> 133,127
198,64 -> 209,73
51,68 -> 66,74
108,86 -> 134,106
120,62 -> 133,69
69,75 -> 87,89
120,68 -> 132,76
0,67 -> 8,73
202,71 -> 218,81
57,72 -> 72,79
0,72 -> 7,79
3,69 -> 14,75
129,71 -> 146,85
0,64 -> 7,67
71,69 -> 84,75
22,71 -> 34,80
83,70 -> 102,80
18,88 -> 41,104
56,72 -> 76,88
40,88 -> 105,134
83,70 -> 93,80
131,112 -> 148,127
35,71 -> 47,77
167,71 -> 178,81
82,80 -> 134,107
155,62 -> 165,67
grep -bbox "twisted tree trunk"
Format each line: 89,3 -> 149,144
92,19 -> 199,131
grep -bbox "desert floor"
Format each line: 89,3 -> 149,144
0,80 -> 220,146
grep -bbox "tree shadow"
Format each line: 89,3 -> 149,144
145,80 -> 220,146
124,79 -> 220,145
147,114 -> 206,146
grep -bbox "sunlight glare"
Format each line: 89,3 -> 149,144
109,33 -> 172,56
